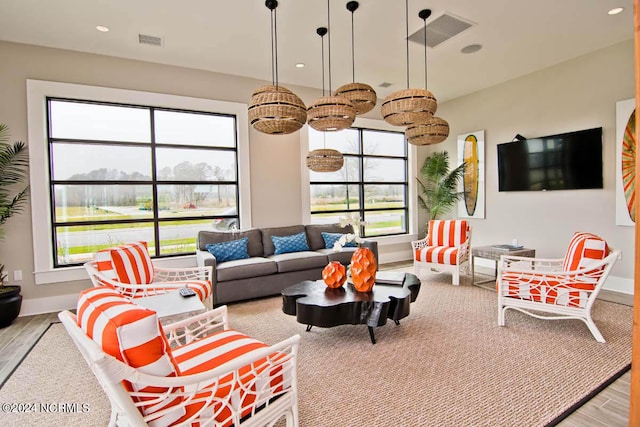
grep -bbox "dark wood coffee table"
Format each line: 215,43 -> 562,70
281,273 -> 420,344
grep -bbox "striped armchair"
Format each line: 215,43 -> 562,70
497,232 -> 621,342
59,287 -> 300,426
84,241 -> 213,309
411,220 -> 472,286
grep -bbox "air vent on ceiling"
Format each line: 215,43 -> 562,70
408,12 -> 473,48
138,34 -> 163,47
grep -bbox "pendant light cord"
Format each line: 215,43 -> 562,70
405,0 -> 409,89
321,34 -> 326,96
423,16 -> 427,89
270,8 -> 275,86
274,7 -> 279,88
327,0 -> 333,93
351,10 -> 355,83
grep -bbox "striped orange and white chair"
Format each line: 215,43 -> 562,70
411,220 -> 472,285
84,241 -> 213,309
59,287 -> 300,427
497,232 -> 621,342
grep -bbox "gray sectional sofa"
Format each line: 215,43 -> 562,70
196,224 -> 378,305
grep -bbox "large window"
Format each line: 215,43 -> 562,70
28,80 -> 250,284
48,98 -> 241,267
308,127 -> 408,237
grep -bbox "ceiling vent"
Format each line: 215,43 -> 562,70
138,34 -> 163,47
408,12 -> 473,48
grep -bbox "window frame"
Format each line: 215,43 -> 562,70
27,80 -> 251,284
301,117 -> 419,244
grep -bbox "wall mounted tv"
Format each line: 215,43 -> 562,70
497,127 -> 603,192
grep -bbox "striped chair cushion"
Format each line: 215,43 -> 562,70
562,232 -> 609,271
415,246 -> 460,265
427,220 -> 468,247
501,272 -> 595,308
172,329 -> 286,426
77,287 -> 184,427
110,241 -> 155,284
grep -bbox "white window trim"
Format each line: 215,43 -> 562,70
300,117 -> 418,245
26,80 -> 251,284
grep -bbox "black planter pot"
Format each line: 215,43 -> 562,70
0,285 -> 22,328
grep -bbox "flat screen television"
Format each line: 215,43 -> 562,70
497,127 -> 603,192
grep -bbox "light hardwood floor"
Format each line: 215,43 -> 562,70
0,273 -> 632,426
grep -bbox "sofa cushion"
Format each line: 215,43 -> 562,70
205,237 -> 250,263
109,241 -> 154,284
77,287 -> 184,426
306,223 -> 354,250
198,229 -> 263,258
427,220 -> 468,247
269,251 -> 329,273
271,232 -> 310,255
261,225 -> 307,256
321,232 -> 357,250
217,257 -> 278,282
562,232 -> 609,271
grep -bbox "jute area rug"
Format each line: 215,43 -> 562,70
0,270 -> 633,427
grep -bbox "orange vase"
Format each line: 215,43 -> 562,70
322,261 -> 347,288
350,247 -> 377,292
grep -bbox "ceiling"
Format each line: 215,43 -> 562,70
0,0 -> 634,103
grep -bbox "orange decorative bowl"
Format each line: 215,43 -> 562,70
350,247 -> 377,292
322,261 -> 347,288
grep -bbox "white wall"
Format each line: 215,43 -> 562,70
417,39 -> 635,291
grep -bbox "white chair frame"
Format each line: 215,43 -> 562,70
496,250 -> 621,343
85,260 -> 214,309
59,306 -> 300,427
411,225 -> 472,286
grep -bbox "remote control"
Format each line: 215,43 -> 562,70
179,287 -> 197,298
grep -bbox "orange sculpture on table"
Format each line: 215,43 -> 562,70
322,261 -> 347,288
350,247 -> 377,292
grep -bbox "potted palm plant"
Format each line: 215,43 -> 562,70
0,123 -> 29,327
417,151 -> 465,226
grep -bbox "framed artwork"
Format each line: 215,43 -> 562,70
457,130 -> 485,219
615,98 -> 635,226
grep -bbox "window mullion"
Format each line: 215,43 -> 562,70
149,107 -> 160,257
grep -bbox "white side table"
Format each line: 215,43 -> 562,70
135,291 -> 206,325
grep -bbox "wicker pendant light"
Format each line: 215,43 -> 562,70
405,9 -> 449,145
306,26 -> 345,172
334,1 -> 376,115
306,147 -> 344,172
307,1 -> 356,132
248,0 -> 307,135
381,0 -> 436,127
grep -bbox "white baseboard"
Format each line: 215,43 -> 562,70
379,249 -> 413,265
19,292 -> 79,317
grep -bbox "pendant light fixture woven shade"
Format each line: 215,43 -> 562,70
381,88 -> 436,126
334,1 -> 376,115
382,0 -> 436,128
307,1 -> 356,132
248,1 -> 307,135
306,148 -> 344,172
405,115 -> 450,145
334,82 -> 376,115
249,85 -> 307,135
405,8 -> 450,144
308,96 -> 356,131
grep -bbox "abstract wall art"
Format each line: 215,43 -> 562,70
616,98 -> 635,226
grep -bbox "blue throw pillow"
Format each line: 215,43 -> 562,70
205,237 -> 250,263
321,232 -> 357,249
271,232 -> 310,255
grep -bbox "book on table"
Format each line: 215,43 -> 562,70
374,271 -> 406,285
491,244 -> 524,251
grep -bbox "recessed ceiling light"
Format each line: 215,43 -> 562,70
461,44 -> 482,54
608,7 -> 623,15
96,25 -> 110,32
295,63 -> 305,68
